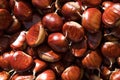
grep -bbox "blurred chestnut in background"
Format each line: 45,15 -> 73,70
0,71 -> 10,80
0,9 -> 13,30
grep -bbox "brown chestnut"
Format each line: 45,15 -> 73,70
101,41 -> 120,58
35,69 -> 56,80
62,21 -> 84,42
82,8 -> 102,33
42,12 -> 63,32
82,50 -> 102,69
48,32 -> 69,53
110,69 -> 120,80
61,65 -> 83,80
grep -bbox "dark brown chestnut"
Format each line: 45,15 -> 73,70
0,9 -> 13,30
87,30 -> 102,50
82,8 -> 102,33
62,21 -> 84,42
48,32 -> 69,53
42,12 -> 63,32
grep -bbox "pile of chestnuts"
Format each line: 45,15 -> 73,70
0,0 -> 120,80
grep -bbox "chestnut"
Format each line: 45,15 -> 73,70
35,69 -> 56,80
13,0 -> 33,21
42,12 -> 63,32
0,71 -> 10,80
37,44 -> 61,62
81,0 -> 102,7
48,32 -> 69,53
0,9 -> 13,30
32,0 -> 52,9
82,8 -> 102,33
62,21 -> 85,42
71,37 -> 87,57
110,69 -> 120,80
82,50 -> 102,69
86,30 -> 102,50
9,51 -> 34,72
102,1 -> 114,10
0,0 -> 9,10
101,41 -> 120,58
26,22 -> 46,47
61,65 -> 83,80
61,1 -> 82,21
102,3 -> 120,27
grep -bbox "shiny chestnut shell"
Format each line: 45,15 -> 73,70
61,65 -> 83,80
42,13 -> 63,32
102,3 -> 120,27
48,32 -> 69,53
82,8 -> 102,33
110,69 -> 120,80
61,1 -> 81,21
62,21 -> 84,42
101,42 -> 120,58
82,50 -> 102,69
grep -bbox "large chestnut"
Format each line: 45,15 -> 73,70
82,8 -> 102,33
102,3 -> 120,27
42,12 -> 63,32
48,32 -> 69,53
62,21 -> 84,42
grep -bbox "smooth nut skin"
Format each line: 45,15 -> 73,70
110,69 -> 120,80
61,65 -> 82,80
13,1 -> 33,21
101,42 -> 120,58
82,51 -> 102,69
81,0 -> 102,7
32,0 -> 52,9
0,9 -> 13,30
102,3 -> 120,27
26,22 -> 46,47
10,51 -> 34,72
48,32 -> 69,53
87,30 -> 102,50
61,1 -> 81,21
82,8 -> 102,33
35,69 -> 56,80
42,13 -> 63,32
0,71 -> 10,80
62,21 -> 84,42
